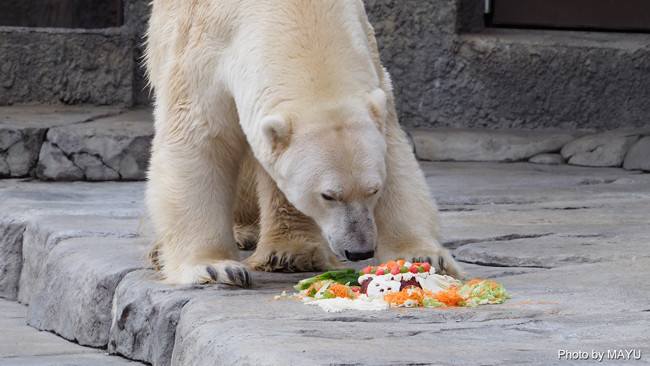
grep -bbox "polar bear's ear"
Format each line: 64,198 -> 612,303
261,114 -> 291,150
368,88 -> 387,130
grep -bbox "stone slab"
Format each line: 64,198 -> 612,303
170,259 -> 650,365
0,179 -> 145,218
561,128 -> 650,167
0,179 -> 145,302
454,231 -> 650,268
0,219 -> 25,300
0,105 -> 123,128
36,108 -> 153,181
109,270 -> 208,366
1,162 -> 649,365
18,215 -> 143,305
528,153 -> 564,165
410,129 -> 576,162
26,237 -> 147,348
0,105 -> 122,178
624,136 -> 650,172
0,299 -> 140,365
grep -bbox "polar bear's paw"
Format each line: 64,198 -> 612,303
246,241 -> 345,272
161,259 -> 251,287
234,224 -> 259,251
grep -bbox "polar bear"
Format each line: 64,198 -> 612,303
145,0 -> 462,286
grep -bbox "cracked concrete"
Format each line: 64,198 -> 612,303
0,106 -> 151,180
35,108 -> 153,181
1,161 -> 649,365
2,106 -> 648,182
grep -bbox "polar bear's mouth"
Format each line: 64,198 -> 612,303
344,250 -> 375,261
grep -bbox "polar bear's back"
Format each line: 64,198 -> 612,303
145,0 -> 381,115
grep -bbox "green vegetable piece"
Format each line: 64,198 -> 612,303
422,298 -> 445,307
400,266 -> 408,273
294,269 -> 360,291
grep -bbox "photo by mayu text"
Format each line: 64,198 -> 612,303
558,349 -> 642,361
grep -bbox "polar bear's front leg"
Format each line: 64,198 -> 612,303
373,123 -> 465,278
245,163 -> 345,272
146,119 -> 251,287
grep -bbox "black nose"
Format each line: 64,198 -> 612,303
344,250 -> 374,261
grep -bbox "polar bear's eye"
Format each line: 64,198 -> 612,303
321,193 -> 335,201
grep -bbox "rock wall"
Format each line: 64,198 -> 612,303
364,0 -> 650,130
0,0 -> 648,131
0,27 -> 133,105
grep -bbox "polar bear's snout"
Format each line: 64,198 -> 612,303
344,250 -> 374,261
323,201 -> 378,262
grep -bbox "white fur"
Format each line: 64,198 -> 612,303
145,0 -> 463,285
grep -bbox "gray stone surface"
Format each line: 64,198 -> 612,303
529,153 -> 564,165
36,141 -> 85,180
568,135 -> 640,167
36,108 -> 153,181
410,129 -> 575,162
0,105 -> 122,127
0,178 -> 145,305
0,298 -> 140,365
0,220 -> 25,300
26,237 -> 147,348
109,270 -> 203,366
0,27 -> 133,105
0,105 -> 123,178
366,0 -> 650,130
561,129 -> 649,167
17,215 -> 143,305
624,136 -> 650,172
0,125 -> 44,177
4,0 -> 649,132
1,161 -> 649,365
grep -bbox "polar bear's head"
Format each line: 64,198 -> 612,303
258,90 -> 388,261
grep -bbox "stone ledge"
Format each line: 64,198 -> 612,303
36,109 -> 153,181
410,128 -> 576,162
2,105 -> 648,182
410,127 -> 650,172
0,106 -> 152,180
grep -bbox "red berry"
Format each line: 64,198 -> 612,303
375,268 -> 385,276
390,266 -> 400,275
363,266 -> 371,274
422,262 -> 432,272
351,286 -> 360,293
409,265 -> 418,274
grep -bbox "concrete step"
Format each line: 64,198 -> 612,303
410,127 -> 650,170
1,162 -> 649,365
2,106 -> 648,185
0,106 -> 152,180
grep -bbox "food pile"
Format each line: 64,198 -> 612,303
287,260 -> 511,312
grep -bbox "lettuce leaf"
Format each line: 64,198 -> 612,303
294,269 -> 360,291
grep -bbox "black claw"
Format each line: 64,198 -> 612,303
269,252 -> 278,266
426,257 -> 433,265
280,255 -> 292,268
206,267 -> 218,282
242,269 -> 250,286
235,268 -> 245,284
225,267 -> 236,282
438,256 -> 445,273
